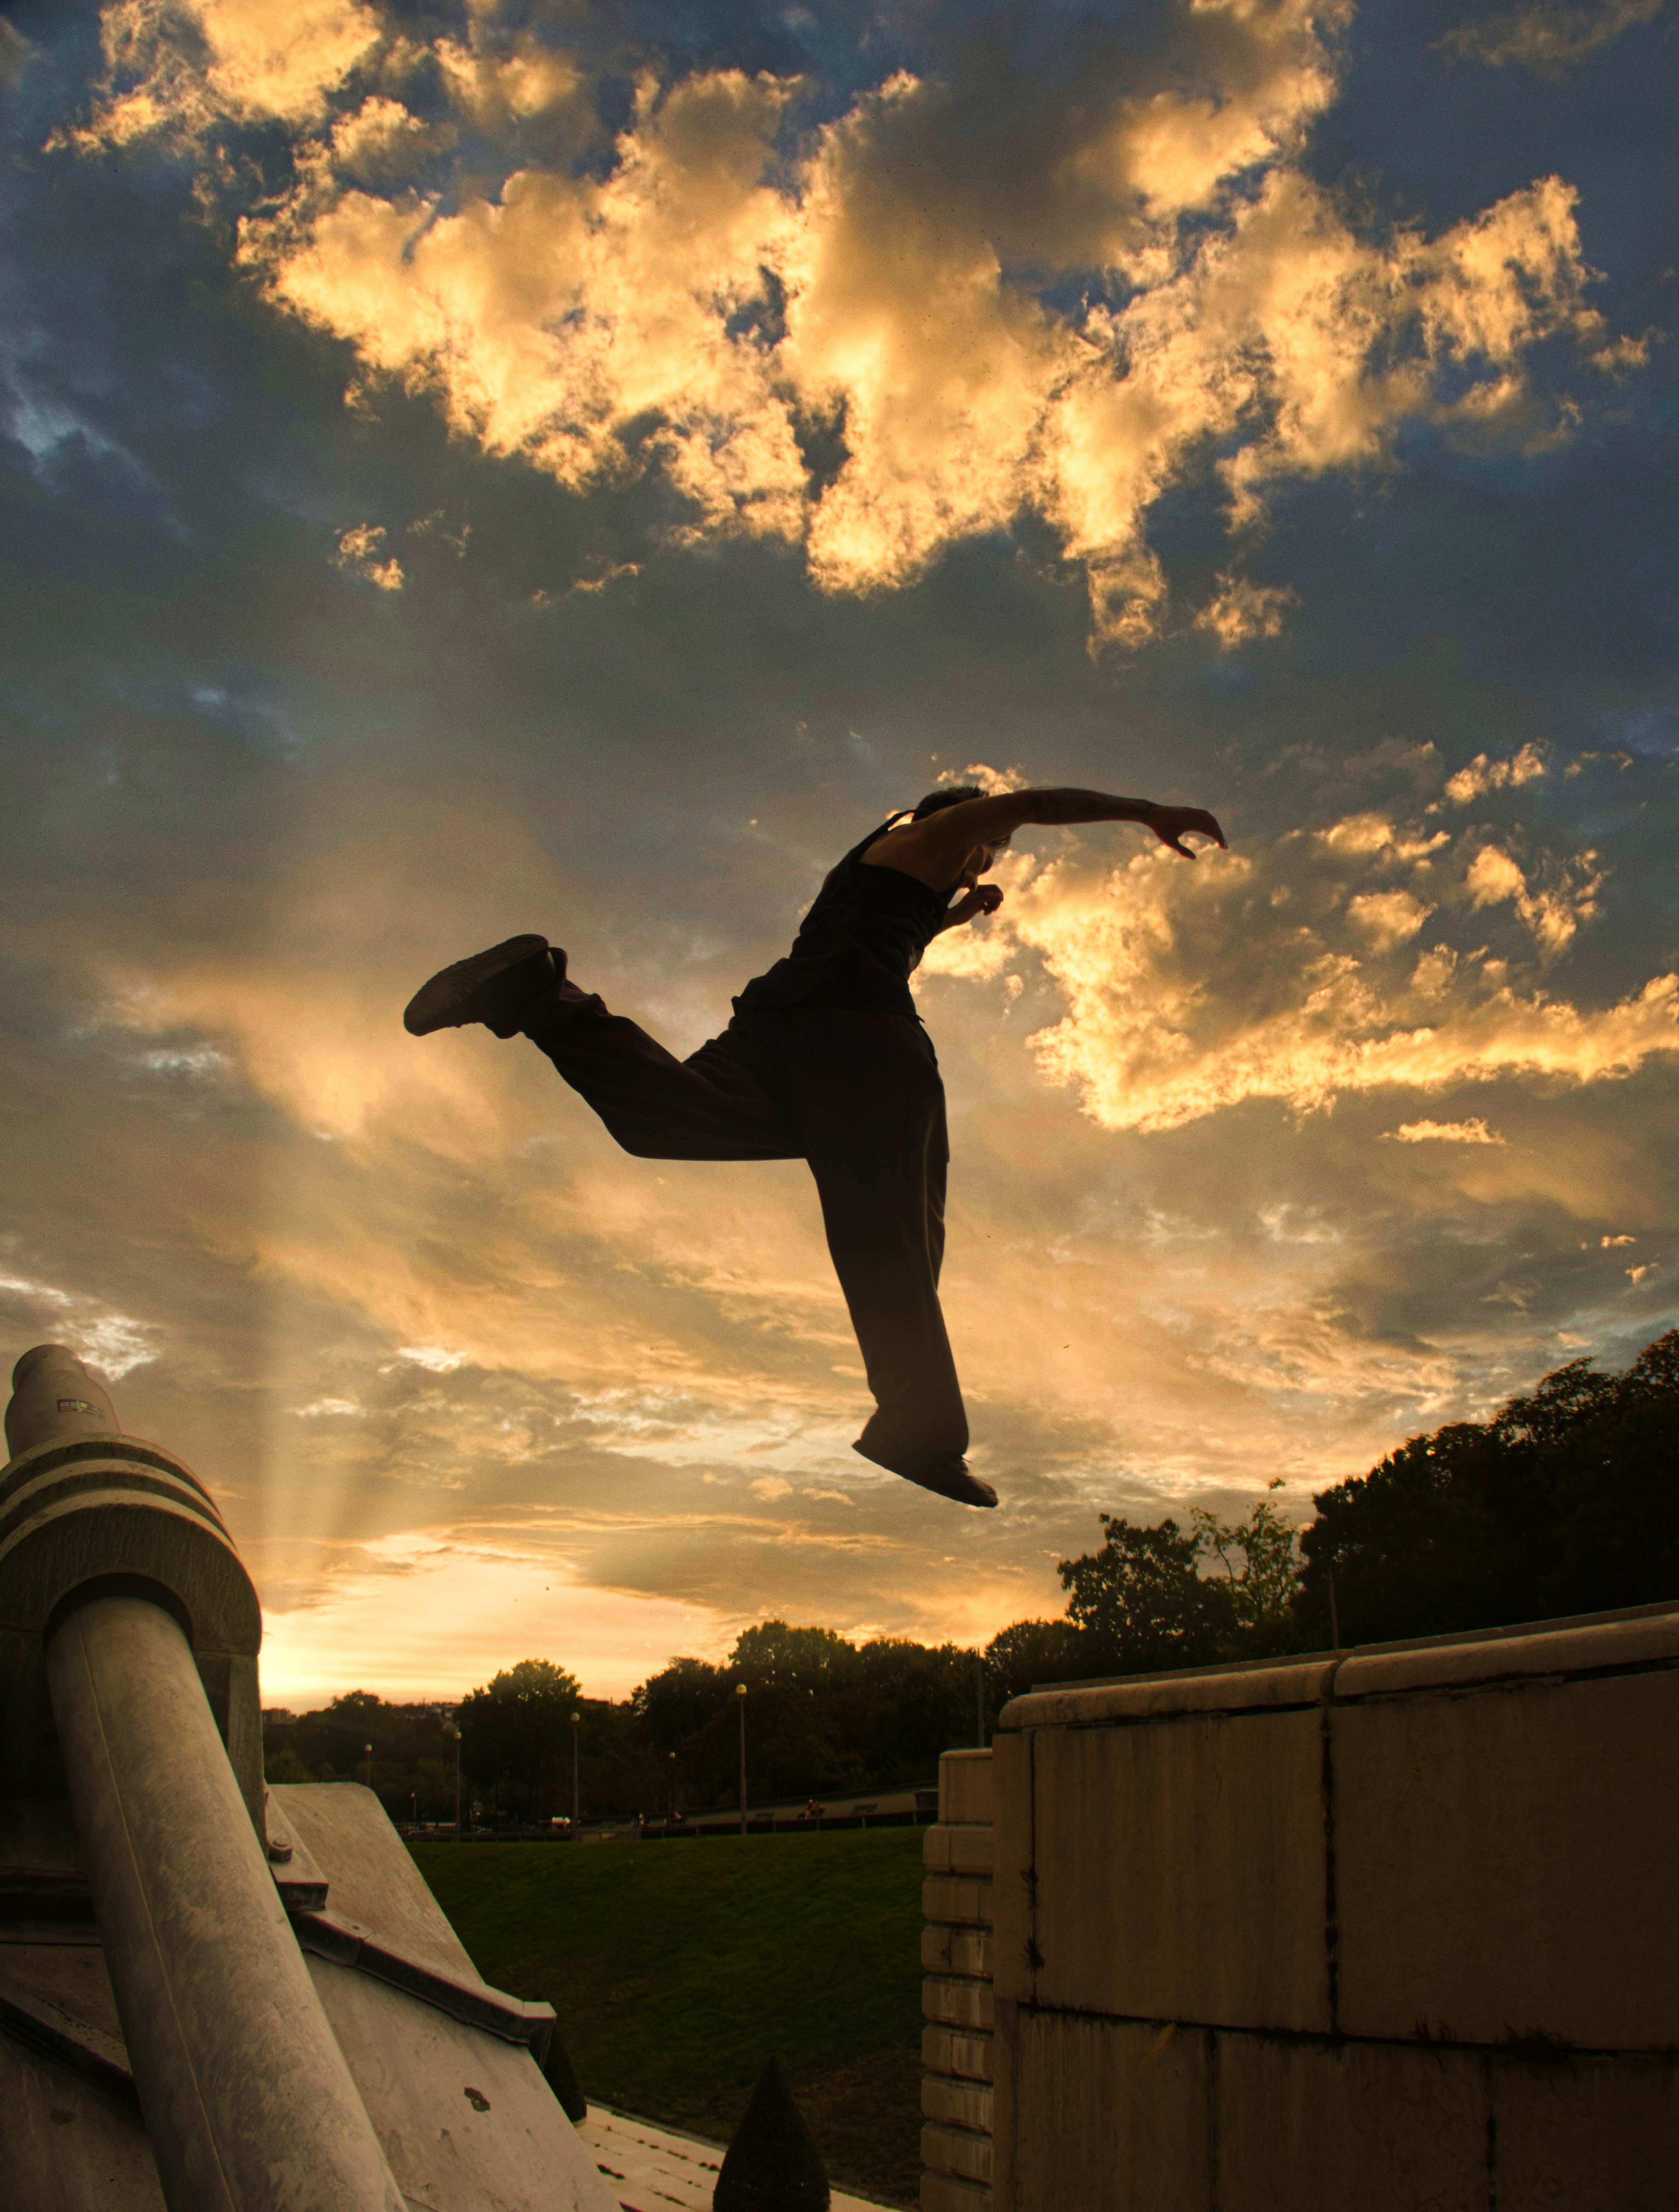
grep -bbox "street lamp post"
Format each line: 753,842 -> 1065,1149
571,1709 -> 580,1833
668,1750 -> 677,1825
363,1743 -> 373,1792
736,1683 -> 748,1837
975,1651 -> 985,1749
446,1723 -> 462,1841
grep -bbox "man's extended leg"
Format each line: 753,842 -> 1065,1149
524,981 -> 799,1161
774,1006 -> 973,1473
405,936 -> 797,1161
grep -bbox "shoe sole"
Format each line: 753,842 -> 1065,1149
851,1439 -> 997,1508
403,935 -> 549,1036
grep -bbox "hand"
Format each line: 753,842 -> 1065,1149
1145,805 -> 1227,859
944,882 -> 1005,929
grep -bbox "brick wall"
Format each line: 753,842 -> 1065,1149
984,1601 -> 1679,2211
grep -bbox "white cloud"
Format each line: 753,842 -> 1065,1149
0,1269 -> 159,1380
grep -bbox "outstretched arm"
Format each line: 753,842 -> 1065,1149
872,786 -> 1228,891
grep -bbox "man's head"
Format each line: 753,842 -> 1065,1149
910,784 -> 1011,881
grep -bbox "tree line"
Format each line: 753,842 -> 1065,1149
263,1329 -> 1678,1824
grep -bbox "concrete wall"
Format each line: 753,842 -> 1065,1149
922,1748 -> 995,2212
946,1602 -> 1679,2212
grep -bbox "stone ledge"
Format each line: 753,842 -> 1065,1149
1002,1658 -> 1337,1731
1332,1607 -> 1679,1700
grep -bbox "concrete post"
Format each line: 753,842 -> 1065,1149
47,1588 -> 406,2211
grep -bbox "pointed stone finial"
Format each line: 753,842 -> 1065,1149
713,2056 -> 829,2211
542,2028 -> 587,2123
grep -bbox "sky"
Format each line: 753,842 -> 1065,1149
2,0 -> 1676,1705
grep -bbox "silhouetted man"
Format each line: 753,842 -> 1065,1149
404,785 -> 1225,1507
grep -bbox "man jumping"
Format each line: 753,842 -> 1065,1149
403,785 -> 1226,1508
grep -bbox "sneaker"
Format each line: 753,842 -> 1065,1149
851,1437 -> 998,1508
403,936 -> 562,1038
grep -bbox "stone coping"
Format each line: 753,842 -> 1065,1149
1000,1598 -> 1679,1728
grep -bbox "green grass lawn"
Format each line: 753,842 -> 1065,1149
410,1829 -> 926,2207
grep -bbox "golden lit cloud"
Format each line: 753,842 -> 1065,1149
66,0 -> 380,148
1437,0 -> 1664,76
920,799 -> 1673,1132
64,0 -> 1628,648
1384,1118 -> 1507,1144
333,521 -> 404,589
1445,742 -> 1548,803
1196,572 -> 1299,645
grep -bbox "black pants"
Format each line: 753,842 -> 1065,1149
523,979 -> 968,1457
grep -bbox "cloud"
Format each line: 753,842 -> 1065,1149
1384,1118 -> 1507,1144
333,521 -> 403,590
1437,0 -> 1665,76
1464,840 -> 1600,954
919,803 -> 1671,1132
1,18 -> 36,89
1444,743 -> 1548,803
1196,572 -> 1300,646
62,0 -> 1630,649
65,0 -> 382,148
0,1268 -> 159,1380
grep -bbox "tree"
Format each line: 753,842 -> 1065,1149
631,1656 -> 729,1751
1194,1481 -> 1300,1659
730,1621 -> 863,1692
982,1618 -> 1091,1704
1058,1513 -> 1233,1674
458,1658 -> 583,1824
1297,1330 -> 1679,1647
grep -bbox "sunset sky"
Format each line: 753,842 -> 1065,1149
3,0 -> 1675,1704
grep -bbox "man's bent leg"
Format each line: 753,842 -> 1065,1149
522,983 -> 798,1162
779,1009 -> 969,1459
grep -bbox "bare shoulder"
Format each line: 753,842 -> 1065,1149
861,791 -> 1033,885
859,820 -> 949,887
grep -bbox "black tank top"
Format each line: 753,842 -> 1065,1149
735,816 -> 957,1020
